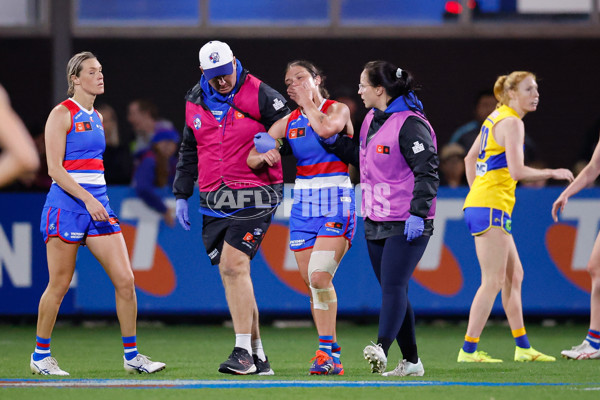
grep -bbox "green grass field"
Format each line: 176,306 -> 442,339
1,320 -> 599,399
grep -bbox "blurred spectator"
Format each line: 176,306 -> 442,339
439,143 -> 467,187
127,98 -> 176,157
132,129 -> 180,227
449,89 -> 497,152
97,103 -> 133,185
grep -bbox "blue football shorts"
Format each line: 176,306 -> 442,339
40,206 -> 121,244
464,207 -> 512,236
289,205 -> 356,251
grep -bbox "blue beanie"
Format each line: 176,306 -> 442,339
151,129 -> 180,144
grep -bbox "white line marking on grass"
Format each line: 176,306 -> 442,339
0,379 -> 596,389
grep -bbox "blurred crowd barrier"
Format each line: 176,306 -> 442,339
0,185 -> 594,317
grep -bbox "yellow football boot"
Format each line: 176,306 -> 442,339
514,346 -> 556,362
457,348 -> 503,362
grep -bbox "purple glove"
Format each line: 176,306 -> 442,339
176,198 -> 190,231
254,132 -> 276,153
404,215 -> 424,242
319,133 -> 338,145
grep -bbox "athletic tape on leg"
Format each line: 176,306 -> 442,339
308,251 -> 339,310
310,286 -> 337,310
307,251 -> 338,284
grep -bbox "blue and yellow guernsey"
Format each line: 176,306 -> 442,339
463,105 -> 521,215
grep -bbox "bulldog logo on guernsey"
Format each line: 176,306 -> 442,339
193,115 -> 201,130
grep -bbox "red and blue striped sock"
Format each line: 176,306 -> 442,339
585,329 -> 600,350
512,327 -> 531,349
318,335 -> 333,357
332,342 -> 341,364
122,335 -> 138,361
33,336 -> 51,361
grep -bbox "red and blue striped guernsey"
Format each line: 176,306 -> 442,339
59,98 -> 106,187
285,99 -> 351,191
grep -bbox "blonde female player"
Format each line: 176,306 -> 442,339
458,71 -> 573,362
31,52 -> 165,375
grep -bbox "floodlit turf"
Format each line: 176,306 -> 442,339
1,321 -> 599,399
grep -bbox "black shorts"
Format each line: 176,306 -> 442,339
202,208 -> 274,265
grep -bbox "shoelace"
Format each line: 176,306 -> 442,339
370,341 -> 383,350
134,354 -> 153,364
311,351 -> 330,365
46,357 -> 59,367
392,361 -> 406,375
573,343 -> 588,351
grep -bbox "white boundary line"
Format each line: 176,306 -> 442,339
0,379 -> 592,389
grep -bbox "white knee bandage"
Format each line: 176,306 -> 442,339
310,286 -> 337,310
307,251 -> 339,284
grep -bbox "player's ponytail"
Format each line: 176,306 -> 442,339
363,60 -> 419,108
494,71 -> 536,107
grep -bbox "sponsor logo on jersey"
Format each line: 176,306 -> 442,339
75,121 -> 92,132
476,161 -> 488,176
376,145 -> 390,154
289,128 -> 306,139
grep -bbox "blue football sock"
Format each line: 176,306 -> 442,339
123,335 -> 139,361
33,336 -> 51,361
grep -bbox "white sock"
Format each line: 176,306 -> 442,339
252,338 -> 266,361
235,334 -> 252,354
